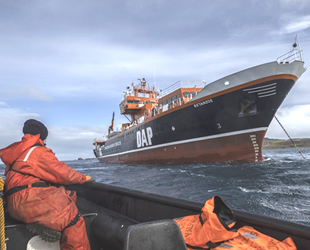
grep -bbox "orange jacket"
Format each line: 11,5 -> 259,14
175,196 -> 297,250
175,195 -> 238,249
0,134 -> 87,192
0,134 -> 91,249
215,226 -> 297,250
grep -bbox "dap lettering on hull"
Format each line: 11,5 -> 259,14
137,127 -> 153,148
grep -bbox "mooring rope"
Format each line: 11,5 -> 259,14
274,115 -> 306,159
0,177 -> 5,250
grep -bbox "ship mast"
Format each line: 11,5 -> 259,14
108,112 -> 115,135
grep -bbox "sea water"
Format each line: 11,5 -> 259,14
1,148 -> 310,226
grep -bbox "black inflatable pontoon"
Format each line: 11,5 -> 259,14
4,182 -> 310,249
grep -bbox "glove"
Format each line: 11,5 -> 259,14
85,176 -> 96,183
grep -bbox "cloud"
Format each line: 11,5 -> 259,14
2,83 -> 53,102
266,104 -> 310,139
0,104 -> 106,161
280,15 -> 310,34
47,125 -> 107,161
0,105 -> 40,146
0,102 -> 8,107
21,83 -> 53,101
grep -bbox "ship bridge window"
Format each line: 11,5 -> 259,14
183,92 -> 190,97
191,92 -> 197,97
158,102 -> 163,107
127,100 -> 134,104
172,96 -> 177,101
134,100 -> 140,104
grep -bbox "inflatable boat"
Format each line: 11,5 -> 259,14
3,181 -> 310,249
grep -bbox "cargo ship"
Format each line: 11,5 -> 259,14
93,39 -> 306,163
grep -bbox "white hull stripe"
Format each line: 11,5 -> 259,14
243,82 -> 277,99
98,127 -> 268,159
259,92 -> 277,98
243,82 -> 277,91
247,86 -> 276,93
23,146 -> 39,162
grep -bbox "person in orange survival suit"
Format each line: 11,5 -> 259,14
0,119 -> 94,250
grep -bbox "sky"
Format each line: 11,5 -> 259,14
0,0 -> 310,161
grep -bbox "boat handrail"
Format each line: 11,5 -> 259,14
120,95 -> 194,131
156,95 -> 193,115
277,35 -> 304,64
133,83 -> 155,91
106,131 -> 121,139
277,49 -> 303,64
160,80 -> 206,97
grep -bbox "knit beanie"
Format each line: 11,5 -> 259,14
23,119 -> 48,141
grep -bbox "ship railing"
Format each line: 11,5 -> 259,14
121,93 -> 196,127
277,36 -> 304,64
156,95 -> 193,115
160,80 -> 206,97
122,121 -> 138,131
121,95 -> 194,128
277,49 -> 303,64
133,83 -> 156,92
106,130 -> 121,139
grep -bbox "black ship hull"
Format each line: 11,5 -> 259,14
95,61 -> 306,163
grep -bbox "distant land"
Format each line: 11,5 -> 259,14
263,137 -> 310,149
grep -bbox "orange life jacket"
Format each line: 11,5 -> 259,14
215,226 -> 297,250
175,196 -> 297,250
175,195 -> 239,249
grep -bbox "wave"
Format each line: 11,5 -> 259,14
238,187 -> 269,194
